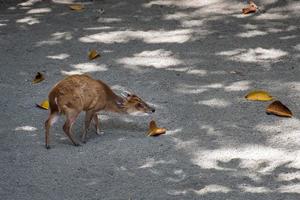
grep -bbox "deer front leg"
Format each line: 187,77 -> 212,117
82,110 -> 94,143
93,113 -> 103,135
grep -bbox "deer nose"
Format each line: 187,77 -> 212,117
151,108 -> 155,113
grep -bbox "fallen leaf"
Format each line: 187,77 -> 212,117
242,1 -> 258,14
97,8 -> 105,15
69,4 -> 84,11
245,90 -> 273,101
88,50 -> 100,60
32,72 -> 45,84
36,100 -> 49,110
266,100 -> 292,117
147,120 -> 166,136
229,70 -> 244,76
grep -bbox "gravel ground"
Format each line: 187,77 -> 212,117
0,0 -> 300,199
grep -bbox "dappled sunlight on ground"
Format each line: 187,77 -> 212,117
165,128 -> 182,136
174,84 -> 208,94
217,48 -> 288,63
83,26 -> 113,31
79,29 -> 193,44
139,158 -> 177,169
97,17 -> 122,23
194,184 -> 232,195
192,145 -> 300,173
51,0 -> 77,4
117,49 -> 182,69
175,81 -> 250,95
18,0 -> 42,7
255,13 -> 289,20
36,31 -> 72,46
277,171 -> 300,182
199,124 -> 223,136
256,118 -> 300,148
167,184 -> 232,196
61,63 -> 107,75
255,118 -> 300,134
26,8 -> 51,14
280,35 -> 297,40
145,0 -> 242,13
16,16 -> 40,25
241,23 -> 258,30
278,184 -> 300,194
225,81 -> 251,91
185,69 -> 227,76
165,169 -> 186,183
236,30 -> 268,38
197,98 -> 232,108
238,184 -> 272,193
47,53 -> 70,60
15,126 -> 37,131
186,69 -> 207,76
265,1 -> 300,16
294,44 -> 300,51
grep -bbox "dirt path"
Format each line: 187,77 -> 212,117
0,0 -> 300,199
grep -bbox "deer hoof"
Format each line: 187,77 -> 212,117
74,143 -> 81,147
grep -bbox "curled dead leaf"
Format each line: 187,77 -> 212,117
242,1 -> 258,14
88,50 -> 100,60
147,120 -> 166,136
32,72 -> 45,84
69,4 -> 84,11
245,90 -> 273,101
266,100 -> 292,117
36,100 -> 49,110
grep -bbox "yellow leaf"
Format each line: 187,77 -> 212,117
242,1 -> 258,14
147,120 -> 166,136
266,100 -> 292,117
69,4 -> 84,11
245,90 -> 273,101
88,50 -> 100,60
36,100 -> 49,110
32,72 -> 45,84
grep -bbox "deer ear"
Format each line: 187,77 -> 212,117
120,92 -> 127,98
121,90 -> 131,98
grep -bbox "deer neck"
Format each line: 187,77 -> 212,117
104,90 -> 127,113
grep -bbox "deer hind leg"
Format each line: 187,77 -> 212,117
63,109 -> 80,146
45,112 -> 59,149
93,113 -> 103,135
81,110 -> 95,143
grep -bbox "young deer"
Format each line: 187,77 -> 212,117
45,74 -> 155,149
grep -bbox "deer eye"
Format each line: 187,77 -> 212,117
136,103 -> 143,108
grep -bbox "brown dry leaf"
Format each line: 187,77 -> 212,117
245,90 -> 273,101
36,100 -> 49,110
147,120 -> 166,136
242,1 -> 258,14
69,4 -> 84,11
88,50 -> 100,60
32,72 -> 45,84
266,100 -> 292,117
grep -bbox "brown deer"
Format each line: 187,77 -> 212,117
45,74 -> 155,149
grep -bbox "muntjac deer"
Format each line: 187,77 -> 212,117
45,74 -> 155,149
